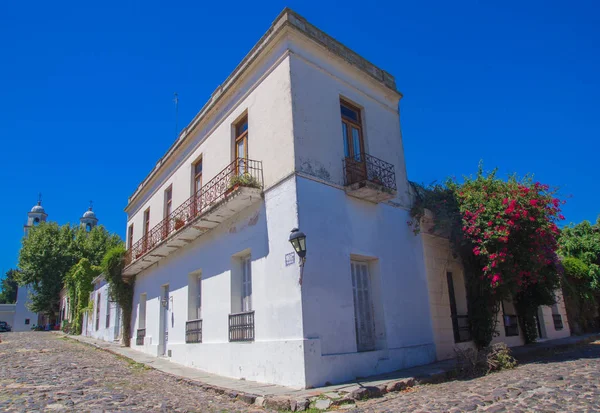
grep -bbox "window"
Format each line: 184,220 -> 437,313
502,299 -> 519,337
127,224 -> 134,249
33,217 -> 40,225
235,115 -> 248,174
351,260 -> 376,352
241,256 -> 252,312
105,293 -> 111,329
139,293 -> 147,330
188,272 -> 202,320
551,303 -> 563,330
143,208 -> 150,251
96,293 -> 101,331
193,158 -> 203,194
163,186 -> 173,237
25,318 -> 30,325
446,272 -> 471,343
340,100 -> 364,160
86,223 -> 92,232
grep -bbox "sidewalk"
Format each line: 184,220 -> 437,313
60,332 -> 600,411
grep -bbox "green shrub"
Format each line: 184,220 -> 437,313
229,173 -> 261,189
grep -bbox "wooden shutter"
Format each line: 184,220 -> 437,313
351,261 -> 375,351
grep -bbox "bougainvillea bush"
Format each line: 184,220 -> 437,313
410,166 -> 565,347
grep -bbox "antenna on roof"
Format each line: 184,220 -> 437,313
173,92 -> 179,139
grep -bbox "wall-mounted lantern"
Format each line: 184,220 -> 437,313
289,228 -> 307,285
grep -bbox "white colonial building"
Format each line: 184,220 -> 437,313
118,8 -> 571,389
82,274 -> 123,342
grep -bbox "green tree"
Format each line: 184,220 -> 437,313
102,246 -> 133,346
18,222 -> 123,322
558,218 -> 600,333
0,269 -> 19,304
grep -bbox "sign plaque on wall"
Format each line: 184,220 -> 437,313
285,252 -> 295,266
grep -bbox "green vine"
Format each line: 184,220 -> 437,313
102,245 -> 134,346
64,258 -> 101,334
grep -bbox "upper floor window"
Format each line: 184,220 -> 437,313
340,100 -> 364,160
164,186 -> 173,218
127,224 -> 134,249
143,208 -> 150,237
193,158 -> 203,194
235,115 -> 248,174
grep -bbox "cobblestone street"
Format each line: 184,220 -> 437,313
0,332 -> 263,412
2,332 -> 600,412
353,341 -> 600,413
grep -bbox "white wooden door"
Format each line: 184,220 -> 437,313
161,286 -> 169,355
351,261 -> 376,352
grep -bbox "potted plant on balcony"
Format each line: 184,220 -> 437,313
226,173 -> 261,196
173,216 -> 185,231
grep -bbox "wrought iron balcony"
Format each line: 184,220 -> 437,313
553,314 -> 563,330
343,153 -> 397,203
451,314 -> 471,343
123,158 -> 263,276
185,319 -> 202,343
229,311 -> 255,342
136,328 -> 146,346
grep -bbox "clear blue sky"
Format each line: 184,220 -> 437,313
1,1 -> 599,276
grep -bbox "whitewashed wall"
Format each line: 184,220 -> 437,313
83,279 -> 122,342
0,304 -> 15,329
297,177 -> 435,388
13,286 -> 37,331
125,37 -> 295,248
288,34 -> 410,208
131,176 -> 306,387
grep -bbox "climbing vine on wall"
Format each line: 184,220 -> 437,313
64,258 -> 101,334
409,165 -> 565,347
102,245 -> 134,347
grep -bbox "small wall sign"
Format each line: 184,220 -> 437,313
285,252 -> 296,266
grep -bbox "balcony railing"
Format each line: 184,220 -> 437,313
185,319 -> 202,343
229,311 -> 254,342
125,158 -> 263,267
136,328 -> 146,346
553,314 -> 564,330
451,315 -> 471,343
503,314 -> 519,337
343,153 -> 397,192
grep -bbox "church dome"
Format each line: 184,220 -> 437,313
31,204 -> 45,214
83,209 -> 96,219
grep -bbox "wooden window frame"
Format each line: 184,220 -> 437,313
127,224 -> 134,249
340,99 -> 365,159
163,186 -> 173,237
234,115 -> 249,174
143,208 -> 150,252
193,158 -> 203,195
241,256 -> 252,312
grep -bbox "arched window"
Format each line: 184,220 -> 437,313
33,217 -> 40,226
86,223 -> 92,232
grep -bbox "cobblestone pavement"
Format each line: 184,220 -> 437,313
353,341 -> 600,413
0,332 -> 265,412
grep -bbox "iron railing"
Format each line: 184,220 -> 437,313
503,314 -> 519,337
125,158 -> 263,266
185,319 -> 202,343
229,311 -> 254,342
136,328 -> 146,346
553,314 -> 563,330
343,153 -> 396,192
451,315 -> 471,343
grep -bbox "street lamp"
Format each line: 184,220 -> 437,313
289,228 -> 307,285
289,228 -> 307,259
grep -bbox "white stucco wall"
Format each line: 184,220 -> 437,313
297,177 -> 435,387
83,279 -> 122,342
130,176 -> 306,387
13,285 -> 38,331
288,34 -> 410,208
125,37 -> 295,249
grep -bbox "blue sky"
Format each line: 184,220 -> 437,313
1,1 -> 599,276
